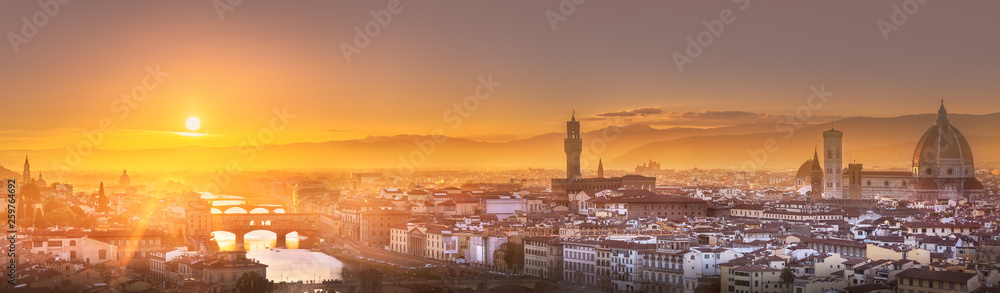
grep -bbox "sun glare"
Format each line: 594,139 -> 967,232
186,116 -> 201,131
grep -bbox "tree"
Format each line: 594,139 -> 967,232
96,182 -> 110,213
236,272 -> 273,293
43,199 -> 68,214
779,266 -> 795,293
503,241 -> 524,272
46,206 -> 79,227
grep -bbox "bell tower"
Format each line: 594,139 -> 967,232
23,155 -> 32,184
565,111 -> 582,180
824,128 -> 843,198
810,148 -> 824,201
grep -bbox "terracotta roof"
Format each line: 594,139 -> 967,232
588,194 -> 706,204
897,268 -> 975,283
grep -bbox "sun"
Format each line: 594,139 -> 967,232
186,116 -> 201,131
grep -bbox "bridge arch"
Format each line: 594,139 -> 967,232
223,207 -> 248,214
209,230 -> 238,251
249,207 -> 270,214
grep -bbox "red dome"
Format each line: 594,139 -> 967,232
915,178 -> 938,190
796,160 -> 814,179
964,178 -> 985,190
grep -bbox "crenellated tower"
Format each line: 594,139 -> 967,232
565,112 -> 582,180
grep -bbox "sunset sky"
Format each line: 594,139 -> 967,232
3,1 -> 1000,153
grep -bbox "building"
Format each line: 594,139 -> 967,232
587,191 -> 708,221
468,235 -> 508,268
608,240 -> 655,292
811,149 -> 824,202
551,112 -> 657,195
636,160 -> 661,174
729,265 -> 784,293
565,111 -> 583,181
824,128 -> 844,199
186,199 -> 213,237
896,268 -> 979,293
27,232 -> 117,264
119,169 -> 131,186
359,208 -> 410,249
798,103 -> 985,201
729,205 -> 844,222
524,237 -> 563,280
847,163 -> 863,200
912,102 -> 986,201
192,251 -> 268,291
795,150 -> 825,202
149,247 -> 196,283
480,193 -> 526,219
339,198 -> 394,242
902,222 -> 981,237
797,237 -> 867,259
562,239 -> 600,288
23,155 -> 32,184
681,247 -> 743,293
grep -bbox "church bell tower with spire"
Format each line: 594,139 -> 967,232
810,147 -> 824,202
23,155 -> 32,184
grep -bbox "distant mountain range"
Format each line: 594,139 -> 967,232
4,113 -> 1000,173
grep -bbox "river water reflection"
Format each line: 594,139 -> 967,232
213,231 -> 344,282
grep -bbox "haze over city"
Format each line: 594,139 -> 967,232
3,1 -> 1000,293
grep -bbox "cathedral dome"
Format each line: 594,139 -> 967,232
964,178 -> 985,190
912,102 -> 974,178
119,169 -> 131,186
796,160 -> 814,179
35,173 -> 47,187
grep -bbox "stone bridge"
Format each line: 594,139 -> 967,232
211,213 -> 320,250
210,204 -> 288,214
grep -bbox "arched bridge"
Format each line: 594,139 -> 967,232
210,205 -> 287,214
211,213 -> 320,250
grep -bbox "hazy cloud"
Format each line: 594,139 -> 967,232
666,110 -> 779,121
595,107 -> 664,117
583,108 -> 824,128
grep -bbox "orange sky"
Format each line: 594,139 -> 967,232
2,1 -> 1000,154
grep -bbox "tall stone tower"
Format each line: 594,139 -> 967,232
847,163 -> 863,200
22,155 -> 31,184
597,159 -> 604,178
810,148 -> 824,201
565,112 -> 582,180
823,128 -> 843,198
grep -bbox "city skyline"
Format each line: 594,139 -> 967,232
4,2 -> 1000,292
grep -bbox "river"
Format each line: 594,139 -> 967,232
202,192 -> 347,283
212,231 -> 346,282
